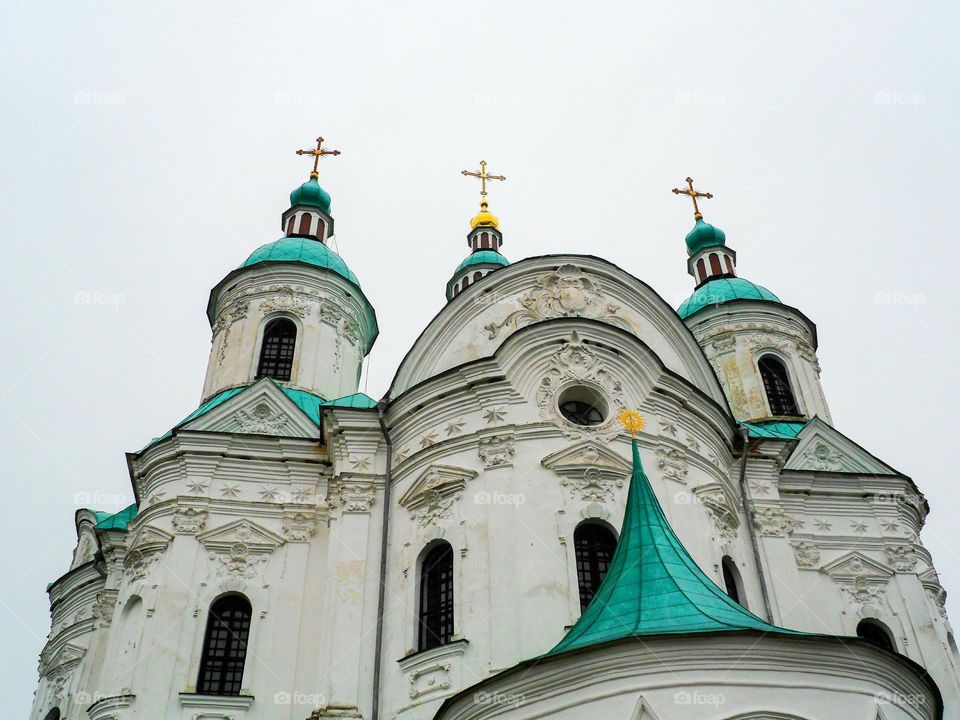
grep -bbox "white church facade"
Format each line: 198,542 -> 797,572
31,143 -> 960,720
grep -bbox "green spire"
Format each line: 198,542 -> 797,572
547,440 -> 801,656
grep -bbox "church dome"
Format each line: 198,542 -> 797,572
242,237 -> 360,286
290,176 -> 332,212
455,250 -> 509,273
685,218 -> 726,256
677,277 -> 780,319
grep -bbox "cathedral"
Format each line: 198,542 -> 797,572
32,138 -> 960,720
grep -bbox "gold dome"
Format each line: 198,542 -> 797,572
470,200 -> 499,230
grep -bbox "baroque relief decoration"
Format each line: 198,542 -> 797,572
124,525 -> 174,581
541,440 -> 631,503
398,465 -> 477,528
919,568 -> 948,619
791,541 -> 821,568
656,446 -> 689,484
478,434 -> 515,468
281,507 -> 317,542
39,642 -> 85,681
212,298 -> 250,366
483,264 -> 634,339
235,401 -> 290,435
821,551 -> 894,611
800,442 -> 843,472
260,287 -> 311,318
198,519 -> 284,580
330,482 -> 376,513
172,502 -> 208,534
885,543 -> 919,573
92,589 -> 118,627
692,483 -> 740,543
751,506 -> 794,537
535,331 -> 625,440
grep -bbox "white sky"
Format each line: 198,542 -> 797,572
2,1 -> 958,715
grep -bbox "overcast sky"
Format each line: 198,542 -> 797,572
2,1 -> 958,715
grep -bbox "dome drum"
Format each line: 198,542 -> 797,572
282,206 -> 332,243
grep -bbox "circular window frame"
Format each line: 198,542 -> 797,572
556,383 -> 610,428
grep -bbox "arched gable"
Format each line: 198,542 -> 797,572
391,255 -> 727,408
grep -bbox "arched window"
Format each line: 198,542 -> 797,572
298,214 -> 312,235
473,271 -> 482,282
574,523 -> 617,612
722,556 -> 745,607
256,318 -> 297,382
857,618 -> 895,653
43,709 -> 60,720
709,253 -> 722,275
418,543 -> 454,651
758,355 -> 799,416
197,595 -> 252,696
696,257 -> 706,282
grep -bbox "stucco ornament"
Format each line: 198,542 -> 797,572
886,543 -> 919,572
536,331 -> 625,440
821,551 -> 894,611
260,286 -> 311,318
478,434 -> 515,468
751,506 -> 794,537
234,401 -> 288,435
213,298 -> 250,366
198,519 -> 284,579
399,465 -> 477,527
656,446 -> 689,484
801,442 -> 843,472
693,483 -> 740,543
172,505 -> 208,534
484,264 -> 632,338
791,541 -> 821,568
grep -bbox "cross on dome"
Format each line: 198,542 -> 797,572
296,136 -> 341,179
672,176 -> 713,220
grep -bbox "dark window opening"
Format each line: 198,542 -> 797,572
857,619 -> 895,653
709,253 -> 722,275
298,214 -> 312,235
418,543 -> 454,651
256,318 -> 297,382
559,400 -> 604,426
574,523 -> 617,611
758,355 -> 799,416
197,595 -> 252,696
722,556 -> 742,605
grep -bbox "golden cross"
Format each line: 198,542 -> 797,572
461,160 -> 506,200
296,136 -> 341,179
672,176 -> 713,220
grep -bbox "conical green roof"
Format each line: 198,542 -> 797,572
548,440 -> 801,656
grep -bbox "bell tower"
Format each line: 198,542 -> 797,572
200,137 -> 378,402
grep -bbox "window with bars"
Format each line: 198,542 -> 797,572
758,355 -> 799,417
418,543 -> 454,651
574,523 -> 617,612
197,595 -> 252,696
256,318 -> 297,382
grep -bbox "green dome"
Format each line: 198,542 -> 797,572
685,218 -> 726,256
677,277 -> 781,319
454,250 -> 509,274
242,237 -> 360,286
290,177 -> 332,212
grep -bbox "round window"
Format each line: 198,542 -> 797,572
557,386 -> 608,426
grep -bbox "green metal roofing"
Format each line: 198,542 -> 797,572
454,250 -> 509,274
744,420 -> 808,440
677,277 -> 781,319
94,503 -> 138,531
242,237 -> 360,285
547,440 -> 800,656
289,176 -> 332,212
321,392 -> 378,409
685,218 -> 727,256
141,381 -> 326,451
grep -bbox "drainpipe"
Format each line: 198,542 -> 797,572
371,398 -> 393,720
737,425 -> 774,623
